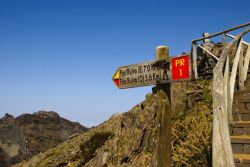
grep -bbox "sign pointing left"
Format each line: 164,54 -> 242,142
112,59 -> 172,89
112,54 -> 192,89
113,69 -> 120,87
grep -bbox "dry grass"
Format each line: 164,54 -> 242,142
172,80 -> 212,167
79,131 -> 114,165
172,110 -> 211,166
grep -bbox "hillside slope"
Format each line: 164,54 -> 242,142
13,79 -> 212,167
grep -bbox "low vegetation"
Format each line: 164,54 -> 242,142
79,132 -> 114,165
172,80 -> 212,167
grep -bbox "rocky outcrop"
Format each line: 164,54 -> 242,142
13,80 -> 212,167
0,111 -> 87,167
0,148 -> 7,167
0,114 -> 26,167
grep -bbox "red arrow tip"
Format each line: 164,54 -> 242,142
114,79 -> 120,87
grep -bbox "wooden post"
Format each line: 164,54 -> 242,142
239,42 -> 244,90
192,43 -> 198,79
203,32 -> 210,43
230,39 -> 243,99
156,46 -> 171,167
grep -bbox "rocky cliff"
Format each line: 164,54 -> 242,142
13,79 -> 212,167
0,111 -> 87,167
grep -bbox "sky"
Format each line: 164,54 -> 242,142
0,0 -> 250,127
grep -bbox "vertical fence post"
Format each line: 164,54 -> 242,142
156,46 -> 172,167
243,43 -> 250,81
203,32 -> 210,43
239,43 -> 245,90
213,51 -> 235,167
192,43 -> 198,79
224,56 -> 233,123
223,33 -> 227,46
230,39 -> 243,99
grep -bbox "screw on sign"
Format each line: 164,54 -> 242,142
172,55 -> 190,80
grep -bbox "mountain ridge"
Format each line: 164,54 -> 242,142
0,111 -> 88,167
13,80 -> 212,167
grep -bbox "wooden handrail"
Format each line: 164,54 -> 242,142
191,23 -> 250,80
192,22 -> 250,43
212,27 -> 250,167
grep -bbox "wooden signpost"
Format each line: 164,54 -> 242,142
113,60 -> 171,89
112,46 -> 192,167
113,54 -> 191,89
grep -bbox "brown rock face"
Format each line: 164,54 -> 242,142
0,147 -> 7,166
13,80 -> 212,167
0,111 -> 87,167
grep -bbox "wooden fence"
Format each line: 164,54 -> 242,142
191,23 -> 250,167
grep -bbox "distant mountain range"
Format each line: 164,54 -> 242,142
0,111 -> 87,167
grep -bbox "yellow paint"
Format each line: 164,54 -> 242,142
179,69 -> 183,76
113,69 -> 120,79
175,59 -> 185,67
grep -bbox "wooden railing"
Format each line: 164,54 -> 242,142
191,24 -> 250,167
212,28 -> 250,167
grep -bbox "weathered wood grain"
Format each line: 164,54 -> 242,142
212,27 -> 250,167
155,46 -> 172,167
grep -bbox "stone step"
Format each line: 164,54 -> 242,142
233,89 -> 250,118
234,154 -> 250,166
232,92 -> 250,121
234,93 -> 250,103
233,114 -> 250,121
231,121 -> 250,136
232,68 -> 250,166
232,103 -> 250,114
231,135 -> 250,143
234,89 -> 250,96
246,82 -> 250,90
232,122 -> 250,128
231,135 -> 250,154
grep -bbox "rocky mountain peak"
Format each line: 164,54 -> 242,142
0,111 -> 88,167
33,110 -> 59,119
0,113 -> 14,122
